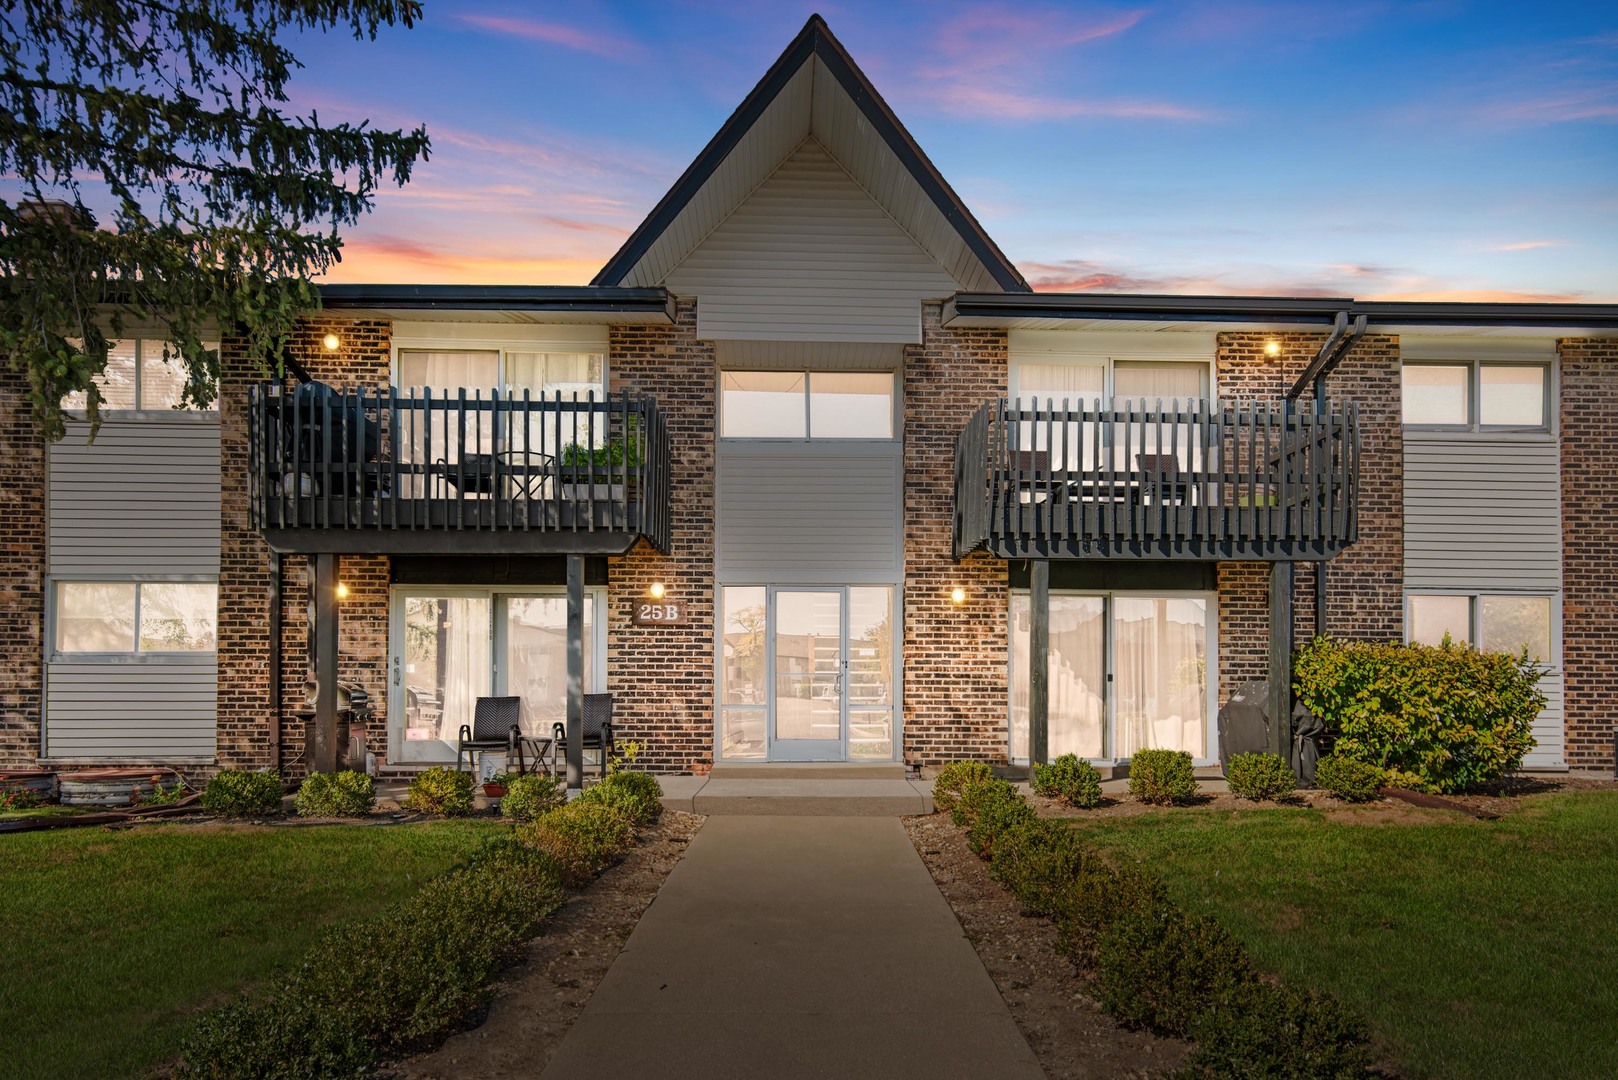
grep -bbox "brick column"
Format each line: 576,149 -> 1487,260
0,373 -> 45,766
606,300 -> 717,773
1214,332 -> 1403,705
1558,337 -> 1618,769
902,303 -> 1011,764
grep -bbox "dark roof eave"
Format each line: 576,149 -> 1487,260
944,293 -> 1618,330
317,284 -> 674,319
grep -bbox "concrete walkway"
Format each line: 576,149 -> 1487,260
538,816 -> 1045,1080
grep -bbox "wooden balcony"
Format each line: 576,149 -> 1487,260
953,399 -> 1360,561
247,384 -> 672,555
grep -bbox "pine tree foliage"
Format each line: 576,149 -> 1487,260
0,0 -> 431,437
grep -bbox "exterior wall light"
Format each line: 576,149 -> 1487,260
1264,340 -> 1282,358
335,582 -> 349,600
648,582 -> 667,600
950,586 -> 967,605
322,332 -> 341,351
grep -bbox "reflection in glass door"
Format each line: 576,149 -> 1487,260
772,590 -> 844,760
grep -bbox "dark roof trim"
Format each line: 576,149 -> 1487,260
591,14 -> 1030,293
945,292 -> 1618,329
944,292 -> 1353,326
318,284 -> 674,318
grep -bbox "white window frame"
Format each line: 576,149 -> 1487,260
63,338 -> 218,418
1007,588 -> 1219,767
1401,359 -> 1554,433
1404,590 -> 1561,664
389,325 -> 609,396
718,369 -> 899,442
47,576 -> 219,662
1012,356 -> 1215,405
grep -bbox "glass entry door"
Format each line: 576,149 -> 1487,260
772,589 -> 845,760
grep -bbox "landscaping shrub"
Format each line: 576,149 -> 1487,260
403,767 -> 474,816
1314,754 -> 1384,803
950,775 -> 1016,829
176,838 -> 567,1079
989,817 -> 1095,916
1050,860 -> 1170,963
199,769 -> 283,817
577,770 -> 663,826
1294,636 -> 1545,793
932,760 -> 994,814
294,771 -> 376,818
1032,754 -> 1104,808
499,772 -> 565,823
519,800 -> 636,887
965,781 -> 1037,859
1127,749 -> 1198,806
1097,904 -> 1256,1037
1178,981 -> 1374,1080
1225,752 -> 1296,801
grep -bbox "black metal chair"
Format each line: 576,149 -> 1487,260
552,693 -> 614,779
456,696 -> 523,775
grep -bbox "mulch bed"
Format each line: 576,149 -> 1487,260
903,814 -> 1189,1080
390,809 -> 703,1080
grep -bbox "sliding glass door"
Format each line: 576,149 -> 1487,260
391,588 -> 601,764
1011,592 -> 1211,764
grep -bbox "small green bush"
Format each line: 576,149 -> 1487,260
176,838 -> 567,1079
578,770 -> 663,826
1294,636 -> 1546,793
932,761 -> 995,814
499,772 -> 566,822
1178,980 -> 1374,1080
1127,749 -> 1198,806
1225,752 -> 1296,802
1050,860 -> 1170,963
403,767 -> 474,816
200,769 -> 284,817
294,771 -> 376,817
990,818 -> 1095,916
1314,754 -> 1385,803
1032,754 -> 1104,808
1097,905 -> 1257,1037
520,800 -> 636,887
964,782 -> 1037,860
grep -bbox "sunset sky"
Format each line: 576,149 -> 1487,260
283,1 -> 1618,300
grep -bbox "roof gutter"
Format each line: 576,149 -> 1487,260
1287,312 -> 1367,400
942,292 -> 1352,326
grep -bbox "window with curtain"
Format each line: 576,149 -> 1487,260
1401,362 -> 1549,429
720,371 -> 893,439
54,581 -> 218,654
62,339 -> 217,412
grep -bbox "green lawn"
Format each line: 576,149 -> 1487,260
1072,792 -> 1618,1080
0,819 -> 508,1080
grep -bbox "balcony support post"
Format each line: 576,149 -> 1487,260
565,553 -> 585,794
311,552 -> 340,775
1314,374 -> 1329,640
1029,558 -> 1050,772
1268,561 -> 1294,762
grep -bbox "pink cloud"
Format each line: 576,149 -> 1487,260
924,8 -> 1146,78
1366,288 -> 1585,302
454,14 -> 641,60
325,235 -> 606,285
931,85 -> 1213,121
1477,85 -> 1618,124
1493,240 -> 1569,251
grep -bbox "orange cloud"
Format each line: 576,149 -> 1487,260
454,14 -> 641,60
321,235 -> 606,285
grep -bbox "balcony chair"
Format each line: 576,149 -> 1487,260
456,695 -> 524,776
551,693 -> 614,780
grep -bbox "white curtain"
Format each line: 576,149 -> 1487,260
1015,364 -> 1104,470
1010,595 -> 1106,762
401,596 -> 490,762
1111,597 -> 1206,758
506,352 -> 607,457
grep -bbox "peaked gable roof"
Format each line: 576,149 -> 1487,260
592,14 -> 1030,294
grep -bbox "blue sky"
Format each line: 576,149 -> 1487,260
282,1 -> 1618,300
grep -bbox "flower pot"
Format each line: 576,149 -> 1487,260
482,783 -> 508,798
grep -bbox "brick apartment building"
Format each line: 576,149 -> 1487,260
4,16 -> 1617,780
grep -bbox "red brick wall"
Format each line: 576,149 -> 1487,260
1213,332 -> 1404,704
902,303 -> 1012,764
0,374 -> 45,767
606,300 -> 717,772
1559,337 -> 1618,769
217,318 -> 391,775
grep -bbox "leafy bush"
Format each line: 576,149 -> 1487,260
499,772 -> 565,822
1050,860 -> 1171,964
1127,749 -> 1198,806
932,761 -> 995,814
519,800 -> 636,887
294,771 -> 376,818
176,839 -> 567,1079
990,817 -> 1095,916
1178,981 -> 1374,1080
1032,754 -> 1104,808
1225,752 -> 1296,802
964,781 -> 1037,859
1314,754 -> 1385,803
200,769 -> 284,817
578,770 -> 663,826
1294,637 -> 1545,793
403,767 -> 475,816
1097,905 -> 1256,1036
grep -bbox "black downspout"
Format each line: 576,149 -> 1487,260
1314,373 -> 1329,642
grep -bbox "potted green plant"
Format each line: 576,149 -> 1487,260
481,772 -> 514,798
557,428 -> 642,501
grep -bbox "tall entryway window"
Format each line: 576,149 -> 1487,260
1009,592 -> 1214,764
388,587 -> 606,764
718,585 -> 896,762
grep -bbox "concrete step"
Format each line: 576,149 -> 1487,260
659,775 -> 933,817
707,762 -> 908,780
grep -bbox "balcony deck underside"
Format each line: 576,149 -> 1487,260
258,499 -> 651,555
979,505 -> 1351,561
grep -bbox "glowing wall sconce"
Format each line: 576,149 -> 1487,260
648,582 -> 667,600
950,586 -> 967,606
322,332 -> 341,351
1264,340 -> 1282,358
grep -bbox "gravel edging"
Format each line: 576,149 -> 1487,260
390,809 -> 704,1080
904,814 -> 1189,1080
